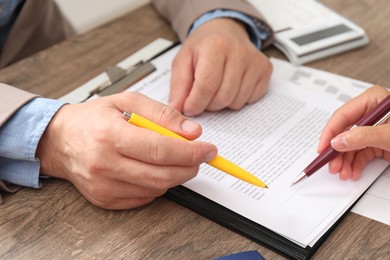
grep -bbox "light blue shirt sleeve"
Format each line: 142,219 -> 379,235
0,97 -> 65,188
189,9 -> 270,49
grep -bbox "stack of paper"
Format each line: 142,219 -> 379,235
123,46 -> 388,258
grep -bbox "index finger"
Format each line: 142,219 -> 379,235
169,47 -> 194,113
115,122 -> 217,166
182,46 -> 226,115
318,85 -> 389,152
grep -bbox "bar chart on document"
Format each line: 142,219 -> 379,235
271,57 -> 390,225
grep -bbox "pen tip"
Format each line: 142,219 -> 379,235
291,171 -> 307,187
265,185 -> 269,189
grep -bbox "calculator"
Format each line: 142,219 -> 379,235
247,0 -> 369,64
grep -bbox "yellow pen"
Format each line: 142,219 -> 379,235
123,112 -> 268,189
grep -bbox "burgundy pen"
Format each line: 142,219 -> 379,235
291,94 -> 390,186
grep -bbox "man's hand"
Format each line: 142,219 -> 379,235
36,92 -> 217,210
170,18 -> 272,116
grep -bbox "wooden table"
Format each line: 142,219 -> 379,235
1,1 -> 389,259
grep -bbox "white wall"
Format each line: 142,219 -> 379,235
55,0 -> 150,34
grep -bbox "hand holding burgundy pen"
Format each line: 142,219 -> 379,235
291,93 -> 390,186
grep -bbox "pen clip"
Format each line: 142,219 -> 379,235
373,111 -> 390,126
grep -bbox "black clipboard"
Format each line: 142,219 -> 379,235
165,185 -> 360,260
68,39 -> 365,260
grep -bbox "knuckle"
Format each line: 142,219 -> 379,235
152,169 -> 171,191
118,92 -> 143,107
148,137 -> 168,163
332,107 -> 348,122
196,75 -> 217,93
210,94 -> 232,110
256,53 -> 273,76
123,91 -> 138,99
154,104 -> 180,125
229,101 -> 245,111
83,144 -> 110,174
207,35 -> 227,48
89,124 -> 110,143
185,145 -> 198,165
85,156 -> 105,176
240,46 -> 256,60
207,103 -> 226,112
182,141 -> 206,166
255,81 -> 269,99
183,101 -> 201,115
88,184 -> 112,208
85,165 -> 103,179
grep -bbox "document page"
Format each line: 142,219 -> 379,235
126,46 -> 389,247
271,57 -> 390,226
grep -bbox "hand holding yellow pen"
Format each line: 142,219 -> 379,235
123,112 -> 268,189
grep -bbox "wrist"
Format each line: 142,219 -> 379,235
189,9 -> 271,49
36,104 -> 68,180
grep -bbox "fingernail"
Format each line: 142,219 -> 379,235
181,119 -> 199,133
331,132 -> 348,150
205,150 -> 217,162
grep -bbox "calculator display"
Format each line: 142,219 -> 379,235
291,24 -> 352,46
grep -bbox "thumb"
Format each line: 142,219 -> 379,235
331,125 -> 390,152
115,92 -> 202,140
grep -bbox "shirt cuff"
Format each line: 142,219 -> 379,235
0,97 -> 65,188
189,9 -> 270,49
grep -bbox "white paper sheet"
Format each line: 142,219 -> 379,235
124,46 -> 389,246
271,57 -> 390,225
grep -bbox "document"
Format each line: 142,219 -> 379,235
271,57 -> 390,226
124,45 -> 389,252
352,167 -> 390,225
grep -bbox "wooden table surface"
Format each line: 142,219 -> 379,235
1,1 -> 389,259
